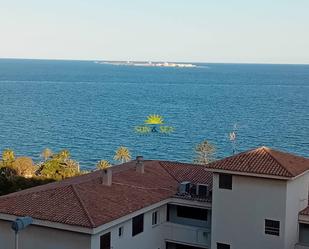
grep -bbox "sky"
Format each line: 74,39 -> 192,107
0,0 -> 309,64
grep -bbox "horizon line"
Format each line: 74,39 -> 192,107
0,56 -> 309,66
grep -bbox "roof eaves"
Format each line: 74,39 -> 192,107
206,168 -> 291,180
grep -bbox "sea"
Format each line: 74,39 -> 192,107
0,59 -> 308,170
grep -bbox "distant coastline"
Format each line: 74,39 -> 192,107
95,60 -> 197,68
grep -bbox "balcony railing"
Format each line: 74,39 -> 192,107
295,243 -> 309,249
163,222 -> 210,248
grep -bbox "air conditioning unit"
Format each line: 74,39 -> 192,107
178,181 -> 191,194
197,184 -> 209,197
197,229 -> 208,243
190,183 -> 197,195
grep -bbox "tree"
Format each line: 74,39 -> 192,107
57,149 -> 70,160
12,157 -> 35,178
41,148 -> 53,161
96,160 -> 111,170
114,146 -> 131,163
61,159 -> 80,178
38,149 -> 79,180
2,149 -> 15,167
194,140 -> 215,165
39,159 -> 78,180
0,167 -> 17,179
0,174 -> 55,196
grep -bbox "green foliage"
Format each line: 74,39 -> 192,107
56,149 -> 70,160
0,174 -> 54,196
114,146 -> 131,163
194,140 -> 216,165
0,167 -> 17,179
0,149 -> 82,196
38,149 -> 79,180
96,160 -> 111,170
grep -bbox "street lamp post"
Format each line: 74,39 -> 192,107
11,216 -> 33,249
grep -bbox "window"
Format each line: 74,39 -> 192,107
265,219 -> 280,236
118,226 -> 123,237
152,211 -> 158,226
167,204 -> 170,221
299,223 -> 309,244
177,206 -> 207,221
219,174 -> 232,190
132,214 -> 144,236
217,243 -> 230,249
100,232 -> 111,249
197,184 -> 208,197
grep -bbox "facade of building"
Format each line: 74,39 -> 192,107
0,147 -> 309,249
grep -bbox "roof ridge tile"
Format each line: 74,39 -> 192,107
158,161 -> 181,183
71,184 -> 95,228
262,147 -> 294,177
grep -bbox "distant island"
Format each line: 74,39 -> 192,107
95,61 -> 197,68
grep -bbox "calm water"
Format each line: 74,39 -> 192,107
0,59 -> 308,170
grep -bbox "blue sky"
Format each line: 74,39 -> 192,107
0,0 -> 309,63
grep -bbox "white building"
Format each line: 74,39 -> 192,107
0,146 -> 308,249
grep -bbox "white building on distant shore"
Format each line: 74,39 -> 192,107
0,146 -> 309,249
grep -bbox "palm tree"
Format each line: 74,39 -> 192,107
96,160 -> 111,170
58,149 -> 70,160
114,146 -> 131,163
41,148 -> 53,161
194,140 -> 215,165
2,149 -> 15,166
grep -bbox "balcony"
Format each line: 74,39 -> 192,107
163,222 -> 210,248
295,244 -> 309,249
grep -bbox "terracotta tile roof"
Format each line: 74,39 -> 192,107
0,160 -> 211,228
159,161 -> 213,190
204,146 -> 309,178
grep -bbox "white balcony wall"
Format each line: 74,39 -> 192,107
163,222 -> 210,248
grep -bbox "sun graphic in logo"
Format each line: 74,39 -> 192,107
144,114 -> 164,125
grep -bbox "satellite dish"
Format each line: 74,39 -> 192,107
11,217 -> 33,232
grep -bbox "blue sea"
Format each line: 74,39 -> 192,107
0,59 -> 308,170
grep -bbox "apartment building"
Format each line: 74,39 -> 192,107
206,146 -> 309,249
0,147 -> 308,249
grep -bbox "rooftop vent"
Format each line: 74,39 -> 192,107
102,168 -> 112,186
136,156 -> 144,174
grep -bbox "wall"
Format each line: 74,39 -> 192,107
91,205 -> 167,249
91,202 -> 211,249
163,222 -> 210,248
211,173 -> 287,249
0,220 -> 91,249
165,204 -> 211,248
0,200 -> 211,249
285,172 -> 309,248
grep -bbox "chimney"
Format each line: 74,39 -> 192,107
102,168 -> 112,186
136,156 -> 144,174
